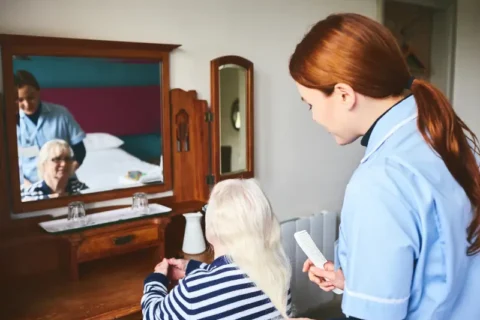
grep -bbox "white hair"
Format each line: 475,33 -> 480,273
205,178 -> 291,318
37,139 -> 74,178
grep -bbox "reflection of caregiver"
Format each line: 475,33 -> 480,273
289,14 -> 480,320
15,70 -> 87,185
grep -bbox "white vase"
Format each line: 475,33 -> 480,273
182,212 -> 206,255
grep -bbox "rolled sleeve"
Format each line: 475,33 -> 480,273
63,110 -> 86,145
340,163 -> 420,320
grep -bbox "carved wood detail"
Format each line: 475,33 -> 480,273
171,89 -> 210,203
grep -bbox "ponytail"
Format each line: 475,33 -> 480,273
412,79 -> 480,255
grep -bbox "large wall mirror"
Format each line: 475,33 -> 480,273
0,34 -> 179,213
210,56 -> 254,181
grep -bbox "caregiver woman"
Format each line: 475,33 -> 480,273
289,13 -> 480,320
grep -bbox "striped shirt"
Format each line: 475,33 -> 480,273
142,256 -> 292,320
20,177 -> 88,201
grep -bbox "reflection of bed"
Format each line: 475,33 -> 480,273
76,147 -> 163,194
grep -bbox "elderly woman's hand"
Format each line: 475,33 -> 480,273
154,258 -> 169,275
167,258 -> 189,281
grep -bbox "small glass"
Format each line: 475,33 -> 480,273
132,192 -> 149,214
68,201 -> 86,224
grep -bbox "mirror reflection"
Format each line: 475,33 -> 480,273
219,64 -> 247,175
14,56 -> 164,202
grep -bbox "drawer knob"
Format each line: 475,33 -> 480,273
113,235 -> 135,245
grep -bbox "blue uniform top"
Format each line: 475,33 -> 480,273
17,102 -> 86,184
335,95 -> 480,319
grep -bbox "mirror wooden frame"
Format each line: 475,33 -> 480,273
0,34 -> 180,213
210,55 -> 254,182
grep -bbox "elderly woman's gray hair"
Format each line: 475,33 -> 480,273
205,178 -> 292,318
37,139 -> 74,178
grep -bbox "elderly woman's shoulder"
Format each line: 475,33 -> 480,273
21,180 -> 44,194
20,180 -> 49,201
181,261 -> 247,291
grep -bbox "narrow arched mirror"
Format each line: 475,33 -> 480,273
210,56 -> 254,181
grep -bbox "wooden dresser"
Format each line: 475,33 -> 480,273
0,201 -> 209,320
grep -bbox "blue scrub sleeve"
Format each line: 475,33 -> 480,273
334,227 -> 347,271
340,164 -> 420,320
64,109 -> 86,145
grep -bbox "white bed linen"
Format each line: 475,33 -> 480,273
76,148 -> 163,194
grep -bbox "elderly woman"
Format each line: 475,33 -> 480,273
21,139 -> 88,201
142,178 -> 293,319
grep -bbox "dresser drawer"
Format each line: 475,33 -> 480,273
77,225 -> 159,262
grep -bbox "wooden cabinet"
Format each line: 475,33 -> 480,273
0,201 -> 206,320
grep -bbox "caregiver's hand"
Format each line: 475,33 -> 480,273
303,259 -> 345,292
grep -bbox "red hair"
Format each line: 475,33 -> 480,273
289,13 -> 480,255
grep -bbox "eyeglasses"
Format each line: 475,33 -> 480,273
51,156 -> 74,163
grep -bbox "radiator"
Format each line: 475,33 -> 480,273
281,210 -> 339,315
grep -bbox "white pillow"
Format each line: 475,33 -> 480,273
83,133 -> 124,151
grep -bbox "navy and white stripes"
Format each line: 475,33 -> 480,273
142,256 -> 292,320
20,177 -> 88,201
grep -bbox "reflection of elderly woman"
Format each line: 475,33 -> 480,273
21,139 -> 88,201
142,179 -> 293,319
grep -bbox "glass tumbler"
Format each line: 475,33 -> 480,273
68,201 -> 86,224
132,192 -> 149,214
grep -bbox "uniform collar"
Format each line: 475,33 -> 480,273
19,101 -> 49,119
363,95 -> 417,159
361,94 -> 413,147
